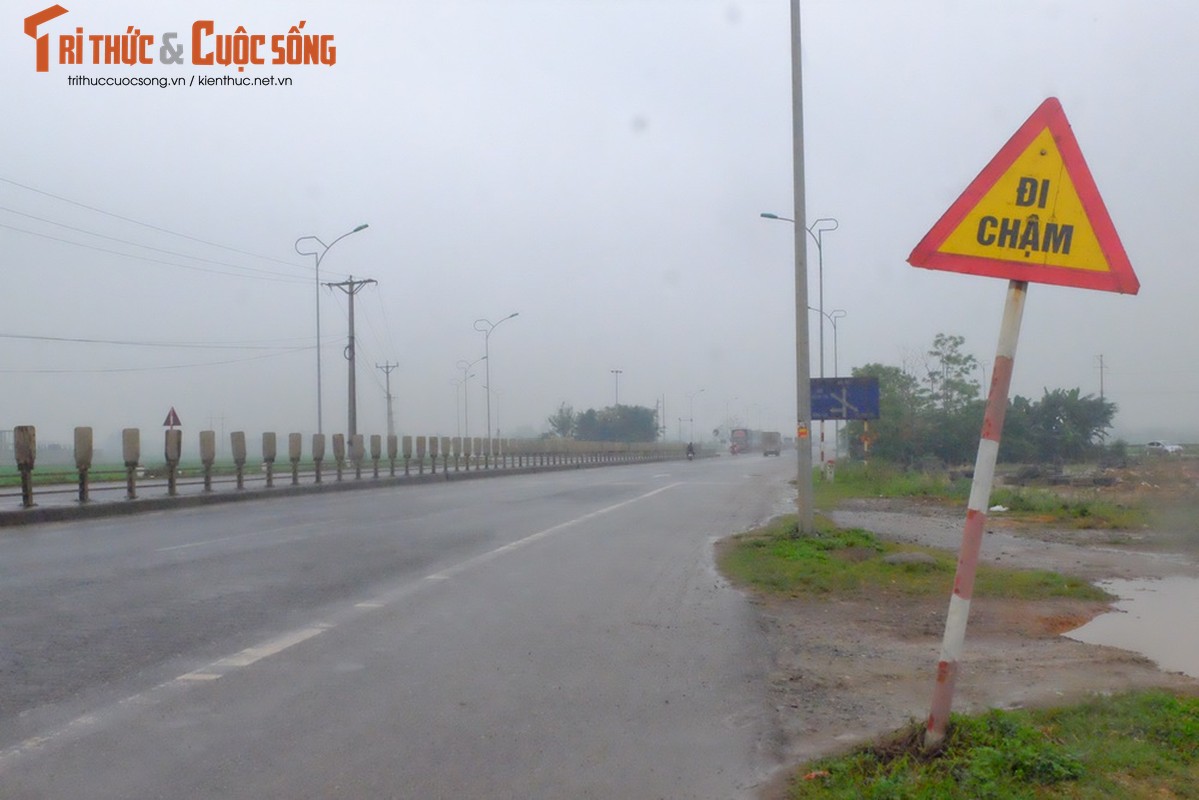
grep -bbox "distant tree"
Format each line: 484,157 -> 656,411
1027,388 -> 1116,462
845,363 -> 926,464
546,403 -> 575,438
924,333 -> 981,412
570,404 -> 658,443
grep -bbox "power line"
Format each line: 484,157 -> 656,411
0,331 -> 327,349
0,346 -> 311,374
0,221 -> 310,284
0,205 -> 311,282
0,175 -> 300,268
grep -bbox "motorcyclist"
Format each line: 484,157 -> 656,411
686,442 -> 695,459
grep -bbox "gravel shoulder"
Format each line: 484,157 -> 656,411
749,498 -> 1199,798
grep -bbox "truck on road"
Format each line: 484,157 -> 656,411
761,431 -> 782,457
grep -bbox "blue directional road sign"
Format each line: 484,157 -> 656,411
811,377 -> 880,421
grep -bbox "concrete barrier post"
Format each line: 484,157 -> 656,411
463,436 -> 472,472
350,434 -> 364,480
14,425 -> 36,508
452,437 -> 462,472
200,430 -> 215,492
332,433 -> 346,482
473,437 -> 483,470
289,433 -> 302,486
231,431 -> 247,490
428,436 -> 438,475
164,429 -> 182,497
370,434 -> 382,479
386,434 -> 397,477
441,437 -> 451,476
122,428 -> 140,500
262,432 -> 277,488
312,433 -> 326,484
416,436 -> 427,476
402,435 -> 412,477
74,426 -> 93,503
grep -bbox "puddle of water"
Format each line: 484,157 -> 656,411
1065,576 -> 1199,679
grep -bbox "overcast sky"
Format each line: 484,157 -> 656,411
3,0 -> 1196,456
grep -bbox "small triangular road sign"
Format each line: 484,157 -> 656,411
163,407 -> 182,428
909,97 -> 1139,294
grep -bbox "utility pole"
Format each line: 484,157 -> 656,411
377,361 -> 398,437
611,369 -> 623,405
325,275 -> 377,438
1096,354 -> 1106,401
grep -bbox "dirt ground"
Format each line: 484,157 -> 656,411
750,490 -> 1199,798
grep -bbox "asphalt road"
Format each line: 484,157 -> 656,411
0,454 -> 796,799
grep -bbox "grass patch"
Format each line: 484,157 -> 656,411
988,486 -> 1147,530
815,461 -> 1148,529
786,690 -> 1199,798
814,462 -> 971,510
718,515 -> 1108,602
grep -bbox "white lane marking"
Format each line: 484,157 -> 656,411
428,483 -> 682,582
155,522 -> 321,552
211,625 -> 330,669
0,484 -> 682,769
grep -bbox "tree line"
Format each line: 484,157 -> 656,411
546,403 -> 659,443
844,333 -> 1116,465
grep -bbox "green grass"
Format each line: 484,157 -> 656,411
786,690 -> 1199,799
815,461 -> 1148,529
718,515 -> 1109,601
814,462 -> 972,509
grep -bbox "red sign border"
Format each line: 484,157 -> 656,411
908,97 -> 1139,295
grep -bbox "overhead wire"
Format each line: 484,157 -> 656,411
0,175 -> 303,268
0,221 -> 310,285
0,205 -> 311,283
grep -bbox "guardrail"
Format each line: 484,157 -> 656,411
1,425 -> 691,526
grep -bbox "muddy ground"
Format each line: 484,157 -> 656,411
750,494 -> 1199,797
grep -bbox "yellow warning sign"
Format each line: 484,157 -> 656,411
909,98 -> 1138,294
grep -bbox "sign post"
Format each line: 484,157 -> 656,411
909,97 -> 1139,748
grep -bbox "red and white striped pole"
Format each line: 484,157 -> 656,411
925,279 -> 1028,748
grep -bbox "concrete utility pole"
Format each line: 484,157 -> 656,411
377,361 -> 398,438
325,275 -> 377,438
611,369 -> 623,405
789,0 -> 815,534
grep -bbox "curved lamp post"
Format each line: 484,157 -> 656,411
455,355 -> 486,440
295,223 -> 369,434
473,312 -> 519,465
687,387 -> 705,443
763,211 -> 839,475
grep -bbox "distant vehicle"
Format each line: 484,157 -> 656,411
761,431 -> 782,457
729,428 -> 751,454
1145,441 -> 1183,455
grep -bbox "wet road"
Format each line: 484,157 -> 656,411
0,454 -> 794,799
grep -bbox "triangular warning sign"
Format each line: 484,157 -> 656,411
909,97 -> 1138,294
163,407 -> 182,428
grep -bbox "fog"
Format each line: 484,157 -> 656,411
4,1 -> 1196,458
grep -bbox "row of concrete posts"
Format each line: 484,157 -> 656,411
9,425 -> 687,508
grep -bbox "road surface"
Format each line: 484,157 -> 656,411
0,454 -> 795,798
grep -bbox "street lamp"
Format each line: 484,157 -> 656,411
455,356 -> 486,440
474,312 -> 519,466
610,369 -> 623,405
761,213 -> 838,380
763,211 -> 839,477
295,223 -> 369,435
809,306 -> 848,460
687,388 -> 705,443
